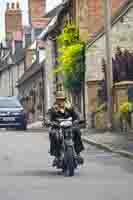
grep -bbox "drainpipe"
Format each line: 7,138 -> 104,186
104,0 -> 113,130
82,45 -> 86,127
11,69 -> 14,96
41,64 -> 46,126
36,42 -> 46,126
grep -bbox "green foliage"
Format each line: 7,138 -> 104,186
55,23 -> 85,91
120,102 -> 133,114
118,102 -> 133,120
96,103 -> 107,113
57,23 -> 80,47
55,43 -> 84,75
112,102 -> 132,127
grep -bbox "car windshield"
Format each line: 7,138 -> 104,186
0,98 -> 22,108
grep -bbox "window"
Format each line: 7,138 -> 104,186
34,28 -> 43,37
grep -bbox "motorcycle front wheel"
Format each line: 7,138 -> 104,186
64,146 -> 75,177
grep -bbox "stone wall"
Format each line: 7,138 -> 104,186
18,69 -> 43,122
85,3 -> 133,128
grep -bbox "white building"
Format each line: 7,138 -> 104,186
0,43 -> 25,97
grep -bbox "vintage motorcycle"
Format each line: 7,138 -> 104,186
48,117 -> 83,177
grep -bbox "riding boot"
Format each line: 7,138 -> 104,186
76,153 -> 84,165
52,157 -> 58,167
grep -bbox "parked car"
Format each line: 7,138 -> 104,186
0,96 -> 27,130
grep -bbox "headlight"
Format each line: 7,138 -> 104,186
0,112 -> 7,116
13,110 -> 24,116
13,112 -> 21,116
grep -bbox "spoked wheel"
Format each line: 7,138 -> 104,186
64,147 -> 75,177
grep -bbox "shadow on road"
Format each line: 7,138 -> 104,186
7,169 -> 63,177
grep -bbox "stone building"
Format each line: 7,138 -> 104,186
17,40 -> 46,122
39,0 -> 73,113
16,0 -> 51,122
0,3 -> 25,98
0,42 -> 25,97
85,0 -> 133,129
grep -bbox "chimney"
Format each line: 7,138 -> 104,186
28,0 -> 46,24
5,2 -> 23,42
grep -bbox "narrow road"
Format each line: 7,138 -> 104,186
0,130 -> 132,200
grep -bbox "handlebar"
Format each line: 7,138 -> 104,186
45,118 -> 83,127
57,117 -> 72,122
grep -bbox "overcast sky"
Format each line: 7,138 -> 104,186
0,0 -> 62,41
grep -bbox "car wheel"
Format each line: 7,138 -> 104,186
17,123 -> 27,131
22,123 -> 27,131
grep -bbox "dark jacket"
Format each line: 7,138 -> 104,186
48,106 -> 79,122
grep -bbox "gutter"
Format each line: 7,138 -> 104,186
38,0 -> 70,41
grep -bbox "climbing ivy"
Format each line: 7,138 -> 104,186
55,23 -> 85,91
57,23 -> 80,46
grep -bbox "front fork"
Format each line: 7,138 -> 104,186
64,140 -> 77,157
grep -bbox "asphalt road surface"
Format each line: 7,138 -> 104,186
0,130 -> 132,200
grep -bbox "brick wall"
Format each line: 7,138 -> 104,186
5,2 -> 22,41
75,0 -> 128,39
28,0 -> 46,20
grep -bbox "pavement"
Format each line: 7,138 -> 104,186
27,121 -> 43,130
82,129 -> 133,159
0,129 -> 133,199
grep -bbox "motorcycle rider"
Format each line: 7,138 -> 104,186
47,92 -> 84,165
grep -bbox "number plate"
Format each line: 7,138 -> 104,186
3,117 -> 15,121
